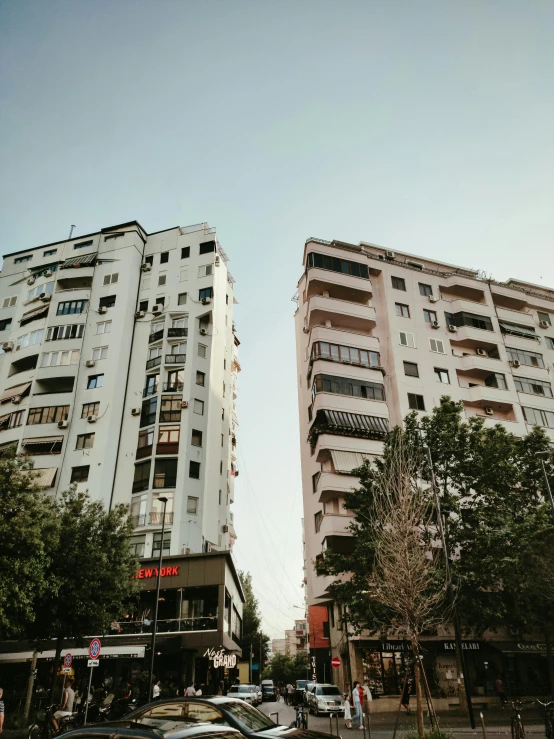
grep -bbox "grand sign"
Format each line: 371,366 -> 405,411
203,648 -> 237,668
135,566 -> 179,579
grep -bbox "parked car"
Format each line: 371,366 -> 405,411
261,683 -> 278,702
293,680 -> 314,707
306,684 -> 345,716
122,697 -> 335,739
63,721 -> 242,739
227,686 -> 257,705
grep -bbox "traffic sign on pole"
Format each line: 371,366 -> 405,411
87,659 -> 99,667
63,654 -> 73,668
331,656 -> 341,669
89,638 -> 101,659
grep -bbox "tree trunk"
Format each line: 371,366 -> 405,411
545,628 -> 554,698
48,634 -> 64,702
23,649 -> 38,723
455,649 -> 468,715
411,639 -> 425,738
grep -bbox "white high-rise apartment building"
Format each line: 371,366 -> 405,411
295,236 -> 554,693
0,220 -> 239,558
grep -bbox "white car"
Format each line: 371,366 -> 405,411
307,684 -> 345,716
227,685 -> 257,705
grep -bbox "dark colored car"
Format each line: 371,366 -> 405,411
63,721 -> 242,739
261,684 -> 277,702
122,697 -> 334,739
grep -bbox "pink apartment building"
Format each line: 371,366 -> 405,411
294,236 -> 554,703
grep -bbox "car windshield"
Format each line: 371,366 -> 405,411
316,687 -> 341,696
224,701 -> 276,731
230,686 -> 251,694
296,681 -> 307,689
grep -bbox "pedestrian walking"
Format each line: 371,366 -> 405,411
153,680 -> 161,699
344,693 -> 352,730
184,683 -> 196,696
0,687 -> 5,735
352,682 -> 363,728
361,681 -> 372,721
400,676 -> 411,714
495,676 -> 507,705
287,684 -> 294,705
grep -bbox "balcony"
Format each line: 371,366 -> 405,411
310,325 -> 381,351
108,614 -> 217,635
153,475 -> 177,489
136,445 -> 153,460
457,354 -> 503,374
132,480 -> 149,494
308,409 -> 389,447
163,381 -> 184,392
307,295 -> 376,332
494,306 -> 536,328
132,514 -> 146,527
149,511 -> 174,525
160,410 -> 182,423
165,354 -> 186,365
448,325 -> 497,348
318,513 -> 353,539
156,442 -> 180,455
149,329 -> 164,344
306,268 -> 373,302
146,356 -> 162,370
143,385 -> 159,397
168,327 -> 188,338
315,471 -> 359,503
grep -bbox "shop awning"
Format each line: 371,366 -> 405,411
0,382 -> 31,403
321,410 -> 389,436
0,645 -> 146,663
61,253 -> 97,269
30,467 -> 58,489
330,450 -> 373,473
20,304 -> 49,325
490,642 -> 547,654
22,436 -> 63,448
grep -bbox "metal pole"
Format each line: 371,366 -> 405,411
148,497 -> 168,700
539,459 -> 554,514
343,610 -> 354,695
425,445 -> 476,729
480,711 -> 487,739
249,644 -> 252,684
83,666 -> 94,726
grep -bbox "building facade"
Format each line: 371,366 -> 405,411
294,237 -> 554,701
0,220 -> 240,558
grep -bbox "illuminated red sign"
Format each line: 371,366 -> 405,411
135,565 -> 179,579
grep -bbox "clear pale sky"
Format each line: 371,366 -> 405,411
1,0 -> 553,639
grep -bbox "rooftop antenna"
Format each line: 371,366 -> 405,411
68,225 -> 76,239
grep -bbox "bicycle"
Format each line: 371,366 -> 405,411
294,705 -> 308,730
504,700 -> 535,739
536,699 -> 554,739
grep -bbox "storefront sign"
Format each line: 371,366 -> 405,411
135,566 -> 179,579
203,648 -> 237,668
311,655 -> 317,682
443,642 -> 480,651
381,641 -> 410,652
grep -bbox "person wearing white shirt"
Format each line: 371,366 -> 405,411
184,684 -> 196,696
153,680 -> 161,699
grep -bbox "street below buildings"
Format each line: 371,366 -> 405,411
257,697 -> 548,738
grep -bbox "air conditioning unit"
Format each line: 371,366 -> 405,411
27,276 -> 36,285
87,415 -> 97,423
215,255 -> 220,267
302,327 -> 309,334
135,310 -> 145,319
44,270 -> 53,278
539,320 -> 550,329
429,295 -> 439,303
222,525 -> 229,533
476,347 -> 487,356
152,304 -> 163,315
131,408 -> 141,416
200,328 -> 208,336
201,297 -> 212,305
39,293 -> 51,302
11,395 -> 21,404
484,407 -> 494,416
377,254 -> 385,260
510,359 -> 520,368
385,250 -> 395,260
448,324 -> 457,332
181,400 -> 189,408
141,263 -> 151,272
98,306 -> 108,314
182,546 -> 191,555
2,341 -> 14,352
432,321 -> 440,329
58,420 -> 68,428
85,360 -> 96,367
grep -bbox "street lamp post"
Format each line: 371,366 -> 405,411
535,451 -> 554,515
147,496 -> 168,701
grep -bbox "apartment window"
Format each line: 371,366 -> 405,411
445,311 -> 493,331
152,531 -> 171,555
408,393 -> 425,411
180,267 -> 189,282
0,410 -> 24,429
16,328 -> 44,350
158,425 -> 180,445
140,397 -> 158,426
404,361 -> 419,377
27,282 -> 54,302
395,303 -> 410,318
196,371 -> 205,386
423,309 -> 437,323
148,346 -> 162,361
419,283 -> 433,297
399,331 -> 416,348
429,338 -> 446,354
14,255 -> 33,264
76,433 -> 95,450
392,276 -> 406,291
86,374 -> 104,390
220,461 -> 223,474
91,346 -> 108,361
138,427 -> 154,450
102,273 -> 119,286
191,429 -> 203,447
221,434 -> 224,447
306,252 -> 370,279
156,296 -> 165,307
546,337 -> 554,351
538,311 -> 551,326
139,300 -> 148,312
226,294 -> 229,305
199,241 -> 216,255
166,369 -> 184,392
46,324 -> 84,341
187,496 -> 199,514
81,402 -> 100,419
178,292 -> 187,306
74,240 -> 93,250
144,374 -> 159,397
44,249 -> 57,257
189,461 -> 201,479
27,405 -> 69,425
2,296 -> 17,308
199,287 -> 213,301
154,458 -> 178,488
142,276 -> 151,290
160,395 -> 182,423
314,511 -> 323,533
514,376 -> 552,397
194,399 -> 204,415
434,368 -> 450,384
0,318 -> 12,331
312,374 -> 385,401
181,247 -> 190,259
170,341 -> 186,355
158,251 -> 169,264
133,461 -> 151,493
506,347 -> 544,368
221,408 -> 225,420
198,343 -> 207,358
198,265 -> 213,278
485,373 -> 508,390
99,295 -> 116,309
40,350 -> 80,367
129,535 -> 145,556
96,321 -> 112,335
57,299 -> 88,316
158,274 -> 167,286
522,406 -> 554,429
70,466 -> 90,483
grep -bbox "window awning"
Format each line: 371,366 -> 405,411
22,436 -> 63,447
322,410 -> 389,435
0,382 -> 31,403
61,253 -> 97,269
20,304 -> 49,325
330,450 -> 373,473
499,321 -> 537,340
0,644 -> 146,664
0,441 -> 18,455
30,467 -> 58,488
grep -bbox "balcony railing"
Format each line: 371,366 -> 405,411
136,445 -> 153,460
146,356 -> 162,370
168,327 -> 188,338
149,329 -> 164,343
160,411 -> 181,423
165,354 -> 186,364
143,385 -> 159,397
132,480 -> 149,494
153,475 -> 177,489
163,382 -> 184,392
156,442 -> 180,455
108,615 -> 217,635
149,511 -> 174,525
131,514 -> 146,527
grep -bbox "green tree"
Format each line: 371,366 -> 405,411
239,572 -> 270,676
263,651 -> 310,684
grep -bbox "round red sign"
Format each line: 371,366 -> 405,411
331,656 -> 341,668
